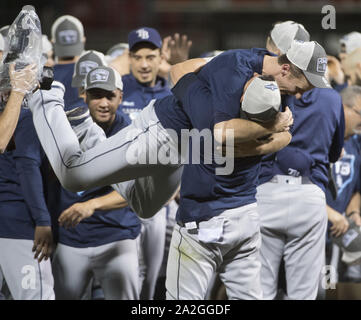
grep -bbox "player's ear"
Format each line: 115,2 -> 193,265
281,64 -> 291,77
118,90 -> 123,104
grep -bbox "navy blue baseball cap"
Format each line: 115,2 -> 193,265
128,27 -> 162,50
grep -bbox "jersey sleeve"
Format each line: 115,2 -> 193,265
13,110 -> 52,226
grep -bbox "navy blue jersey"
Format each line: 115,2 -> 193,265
156,48 -> 272,224
0,109 -> 51,240
53,63 -> 87,111
326,135 -> 361,213
119,73 -> 171,123
259,88 -> 345,192
57,113 -> 141,247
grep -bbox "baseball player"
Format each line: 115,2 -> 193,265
256,24 -> 344,300
51,15 -> 87,112
0,104 -> 55,300
28,39 -> 329,301
27,42 -> 302,223
325,86 -> 361,286
51,66 -> 141,300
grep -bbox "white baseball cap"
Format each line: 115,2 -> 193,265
270,20 -> 310,54
340,31 -> 361,54
287,40 -> 331,89
242,77 -> 281,122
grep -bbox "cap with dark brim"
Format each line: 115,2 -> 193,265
303,70 -> 331,89
71,75 -> 83,88
86,82 -> 116,92
54,42 -> 84,58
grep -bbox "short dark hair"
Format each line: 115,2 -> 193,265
129,42 -> 160,53
277,54 -> 304,78
258,75 -> 275,81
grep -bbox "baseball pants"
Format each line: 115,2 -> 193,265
138,208 -> 167,300
256,175 -> 328,300
28,88 -> 182,219
0,238 -> 54,300
52,240 -> 139,300
165,203 -> 263,300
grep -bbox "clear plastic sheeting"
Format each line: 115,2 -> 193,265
0,5 -> 42,95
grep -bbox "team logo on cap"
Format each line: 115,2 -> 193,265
58,30 -> 78,45
79,61 -> 99,75
265,83 -> 278,91
90,69 -> 109,83
317,57 -> 327,73
136,28 -> 149,40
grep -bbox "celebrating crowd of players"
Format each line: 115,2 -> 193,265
1,11 -> 361,300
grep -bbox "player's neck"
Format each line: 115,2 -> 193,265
262,55 -> 279,77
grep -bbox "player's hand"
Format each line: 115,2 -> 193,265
266,106 -> 293,133
33,226 -> 53,263
9,63 -> 38,95
330,214 -> 349,237
162,33 -> 192,65
326,55 -> 344,85
58,201 -> 96,228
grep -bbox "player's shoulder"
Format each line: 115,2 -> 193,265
315,87 -> 342,103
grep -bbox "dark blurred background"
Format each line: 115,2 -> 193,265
0,0 -> 360,56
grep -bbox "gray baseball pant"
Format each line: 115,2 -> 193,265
165,203 -> 263,300
256,176 -> 328,300
52,240 -> 139,300
0,238 -> 54,300
28,88 -> 182,219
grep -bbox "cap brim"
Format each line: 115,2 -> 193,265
54,42 -> 84,58
86,83 -> 116,92
303,70 -> 331,89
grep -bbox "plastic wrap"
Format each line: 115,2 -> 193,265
0,5 -> 43,95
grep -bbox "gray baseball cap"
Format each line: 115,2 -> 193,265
270,20 -> 310,54
287,40 -> 331,89
0,25 -> 9,38
242,76 -> 281,122
51,15 -> 84,58
340,31 -> 361,54
106,43 -> 129,58
85,66 -> 123,92
72,50 -> 107,88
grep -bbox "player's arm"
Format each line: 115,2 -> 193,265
170,58 -> 207,86
218,131 -> 292,158
13,112 -> 53,263
58,190 -> 128,228
214,106 -> 293,144
345,192 -> 361,226
327,205 -> 349,237
0,64 -> 38,153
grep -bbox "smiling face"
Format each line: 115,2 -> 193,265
86,88 -> 122,129
129,44 -> 162,87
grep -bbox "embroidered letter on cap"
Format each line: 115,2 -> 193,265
136,28 -> 149,40
265,83 -> 278,91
